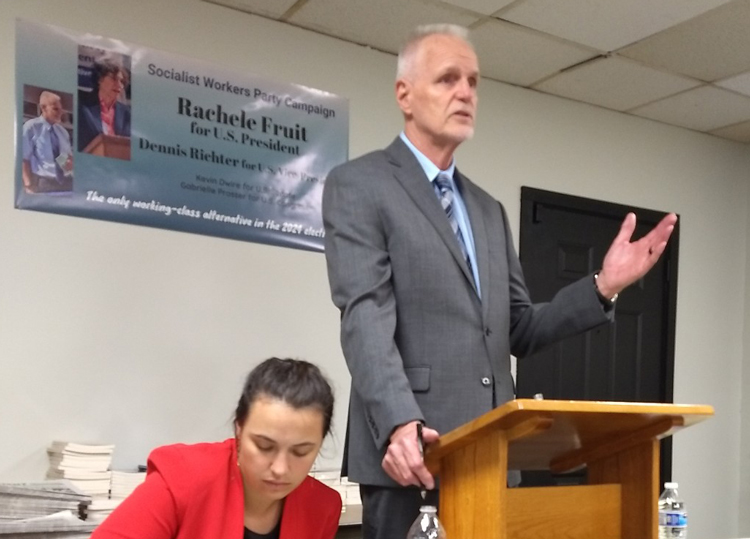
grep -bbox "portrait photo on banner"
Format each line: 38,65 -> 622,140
77,45 -> 132,161
20,85 -> 74,195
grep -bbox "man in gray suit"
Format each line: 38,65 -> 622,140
323,24 -> 676,539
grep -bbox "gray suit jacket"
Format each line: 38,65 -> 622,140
323,137 -> 611,487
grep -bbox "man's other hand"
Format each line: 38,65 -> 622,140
597,212 -> 677,299
381,420 -> 440,489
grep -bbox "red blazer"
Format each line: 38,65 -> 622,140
91,439 -> 342,539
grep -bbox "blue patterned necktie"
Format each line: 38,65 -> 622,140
434,172 -> 472,272
49,126 -> 60,158
48,126 -> 65,183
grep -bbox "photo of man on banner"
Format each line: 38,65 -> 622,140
21,86 -> 74,194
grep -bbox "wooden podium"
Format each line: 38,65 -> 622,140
424,399 -> 713,539
82,134 -> 131,160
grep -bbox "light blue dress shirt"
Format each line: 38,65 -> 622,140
399,132 -> 481,297
22,115 -> 72,181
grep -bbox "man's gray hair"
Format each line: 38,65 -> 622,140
39,90 -> 61,107
396,24 -> 472,80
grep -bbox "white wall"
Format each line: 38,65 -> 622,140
1,1 -> 748,537
742,194 -> 750,534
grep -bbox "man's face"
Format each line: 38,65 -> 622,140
99,70 -> 125,103
398,34 -> 479,150
41,98 -> 62,124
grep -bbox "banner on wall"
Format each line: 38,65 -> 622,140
14,20 -> 349,252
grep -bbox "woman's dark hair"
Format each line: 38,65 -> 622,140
93,59 -> 130,89
234,357 -> 334,437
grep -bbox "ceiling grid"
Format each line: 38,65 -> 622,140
205,0 -> 750,143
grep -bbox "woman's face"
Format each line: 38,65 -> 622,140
98,70 -> 125,102
235,395 -> 324,503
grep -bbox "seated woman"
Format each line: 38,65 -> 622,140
92,357 -> 341,539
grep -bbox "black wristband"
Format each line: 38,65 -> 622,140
593,272 -> 618,306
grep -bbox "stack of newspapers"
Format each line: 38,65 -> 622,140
46,442 -> 114,499
308,470 -> 362,526
109,470 -> 146,500
0,480 -> 95,539
84,497 -> 121,525
86,470 -> 146,524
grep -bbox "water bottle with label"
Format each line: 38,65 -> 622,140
406,505 -> 447,539
659,482 -> 687,538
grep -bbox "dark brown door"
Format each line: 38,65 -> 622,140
517,187 -> 679,486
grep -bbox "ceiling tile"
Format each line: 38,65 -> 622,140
498,0 -> 733,52
471,18 -> 597,86
203,0 -> 750,135
716,72 -> 750,97
620,0 -> 750,82
710,120 -> 750,143
534,56 -> 701,111
203,0 -> 298,19
288,0 -> 481,55
439,0 -> 516,16
630,86 -> 750,132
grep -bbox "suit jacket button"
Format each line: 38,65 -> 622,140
484,328 -> 492,336
481,377 -> 491,386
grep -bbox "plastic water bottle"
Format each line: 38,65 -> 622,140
659,482 -> 687,538
406,505 -> 447,539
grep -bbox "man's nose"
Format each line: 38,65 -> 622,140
455,78 -> 474,101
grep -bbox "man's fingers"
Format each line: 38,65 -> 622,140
612,212 -> 636,245
394,445 -> 418,485
619,212 -> 675,247
642,214 -> 676,245
382,451 -> 414,486
382,436 -> 437,488
387,463 -> 411,486
383,440 -> 420,486
421,426 -> 440,444
661,213 -> 678,228
401,438 -> 428,484
414,465 -> 435,490
650,241 -> 668,259
640,214 -> 676,258
382,421 -> 439,487
410,428 -> 437,489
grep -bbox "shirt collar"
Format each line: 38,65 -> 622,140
399,132 -> 455,184
99,98 -> 115,112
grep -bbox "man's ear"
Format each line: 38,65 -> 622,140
395,79 -> 412,117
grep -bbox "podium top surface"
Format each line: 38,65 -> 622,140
82,133 -> 130,153
425,399 -> 713,472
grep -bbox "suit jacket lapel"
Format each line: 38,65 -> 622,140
91,103 -> 103,135
457,170 -> 489,312
385,138 -> 477,292
114,103 -> 125,136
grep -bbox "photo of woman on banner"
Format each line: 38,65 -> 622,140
77,48 -> 131,160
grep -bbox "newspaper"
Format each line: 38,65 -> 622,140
0,510 -> 95,534
0,480 -> 91,525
